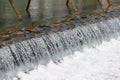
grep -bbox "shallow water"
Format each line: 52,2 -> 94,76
0,0 -> 120,33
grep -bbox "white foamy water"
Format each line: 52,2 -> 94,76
16,37 -> 120,80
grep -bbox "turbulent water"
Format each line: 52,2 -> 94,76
18,37 -> 120,80
0,17 -> 120,80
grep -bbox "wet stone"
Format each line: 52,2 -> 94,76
0,41 -> 9,47
0,34 -> 9,39
11,31 -> 24,35
63,21 -> 70,25
25,27 -> 36,32
0,9 -> 120,48
51,23 -> 61,27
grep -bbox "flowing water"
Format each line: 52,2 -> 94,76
0,0 -> 120,80
0,15 -> 120,79
18,37 -> 120,80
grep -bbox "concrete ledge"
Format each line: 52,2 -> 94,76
0,8 -> 120,47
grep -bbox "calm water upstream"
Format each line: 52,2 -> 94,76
0,0 -> 120,33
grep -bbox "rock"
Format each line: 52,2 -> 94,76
12,31 -> 24,35
0,41 -> 8,46
0,34 -> 9,39
25,27 -> 36,32
51,22 -> 61,27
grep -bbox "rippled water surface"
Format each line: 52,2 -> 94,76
0,0 -> 120,33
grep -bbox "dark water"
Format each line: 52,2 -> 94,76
0,0 -> 120,33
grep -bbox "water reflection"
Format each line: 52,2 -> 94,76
29,0 -> 69,22
0,0 -> 120,33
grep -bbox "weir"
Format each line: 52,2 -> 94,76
0,10 -> 120,80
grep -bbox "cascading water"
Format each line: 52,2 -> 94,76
0,13 -> 120,80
